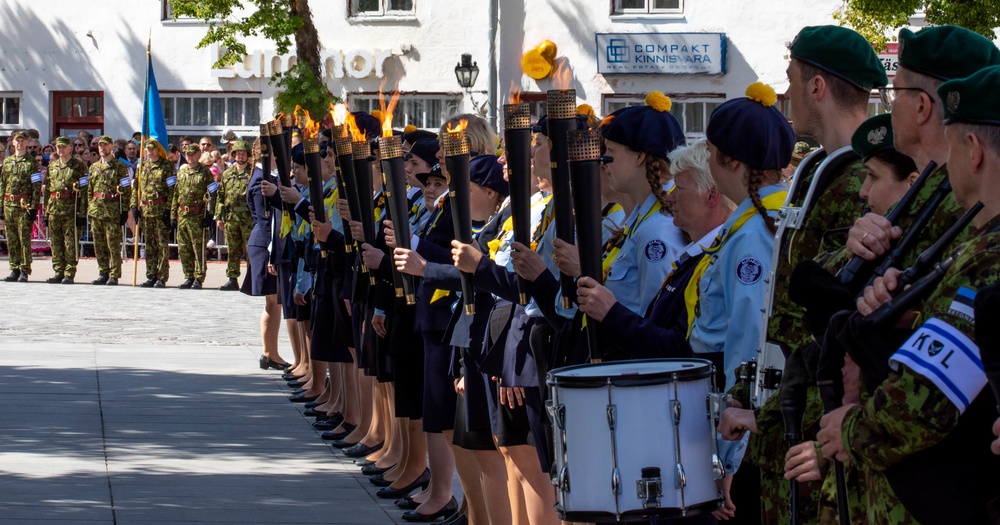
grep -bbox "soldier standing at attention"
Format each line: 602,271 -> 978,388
44,136 -> 88,284
215,140 -> 253,291
131,138 -> 175,288
87,135 -> 131,286
0,130 -> 41,282
172,143 -> 215,289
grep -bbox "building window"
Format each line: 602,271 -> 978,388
613,0 -> 682,15
1,94 -> 20,126
352,0 -> 415,17
603,94 -> 722,140
159,93 -> 260,140
349,94 -> 461,130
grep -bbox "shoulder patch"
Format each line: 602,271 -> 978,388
889,317 -> 986,413
736,257 -> 763,285
166,176 -> 177,187
30,172 -> 42,184
78,176 -> 89,187
207,181 -> 219,193
119,177 -> 131,187
947,286 -> 976,322
644,239 -> 667,262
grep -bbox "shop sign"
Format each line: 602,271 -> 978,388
596,33 -> 726,75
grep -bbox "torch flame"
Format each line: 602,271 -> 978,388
329,103 -> 349,138
508,81 -> 522,104
379,80 -> 401,138
298,109 -> 321,139
446,119 -> 469,134
551,59 -> 573,90
344,112 -> 366,143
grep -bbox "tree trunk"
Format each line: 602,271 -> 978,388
289,0 -> 322,80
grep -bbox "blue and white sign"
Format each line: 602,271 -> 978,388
596,33 -> 726,75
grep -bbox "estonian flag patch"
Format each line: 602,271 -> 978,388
120,177 -> 132,187
30,172 -> 42,184
948,286 -> 976,321
166,176 -> 177,187
207,181 -> 219,193
79,176 -> 89,187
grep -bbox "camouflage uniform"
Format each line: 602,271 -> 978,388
752,160 -> 866,524
0,152 -> 41,275
87,158 -> 131,278
841,215 -> 1000,523
131,157 -> 175,282
171,163 -> 214,281
44,155 -> 88,278
216,163 -> 253,278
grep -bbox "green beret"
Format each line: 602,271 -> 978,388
230,140 -> 250,153
899,26 -> 1000,81
851,114 -> 894,162
938,65 -> 1000,125
790,25 -> 888,90
11,130 -> 29,141
54,136 -> 72,147
97,135 -> 113,145
183,143 -> 200,155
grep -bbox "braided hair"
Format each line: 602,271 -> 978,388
746,168 -> 782,235
644,155 -> 673,215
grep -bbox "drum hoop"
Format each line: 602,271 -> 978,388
556,498 -> 722,522
547,358 -> 714,388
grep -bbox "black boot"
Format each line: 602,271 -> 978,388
139,276 -> 157,288
106,277 -> 118,286
4,270 -> 20,282
191,279 -> 203,290
46,275 -> 64,284
179,278 -> 194,289
219,278 -> 239,291
61,276 -> 74,284
92,274 -> 109,285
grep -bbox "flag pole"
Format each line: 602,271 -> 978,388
133,36 -> 150,286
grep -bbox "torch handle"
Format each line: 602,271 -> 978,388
382,156 -> 417,304
354,156 -> 378,285
446,153 -> 476,315
569,158 -> 604,362
504,127 -> 533,306
547,117 -> 578,307
260,134 -> 273,219
333,166 -> 356,252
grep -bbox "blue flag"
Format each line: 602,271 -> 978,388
142,47 -> 168,146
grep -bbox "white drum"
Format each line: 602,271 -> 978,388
546,359 -> 724,522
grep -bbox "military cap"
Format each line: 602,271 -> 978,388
54,136 -> 72,147
97,135 -> 114,145
145,138 -> 161,149
851,114 -> 895,162
469,155 -> 509,196
601,91 -> 686,158
229,140 -> 250,154
11,130 -> 29,141
183,143 -> 200,155
790,25 -> 888,90
707,82 -> 795,170
898,26 -> 1000,81
789,141 -> 814,167
938,65 -> 1000,125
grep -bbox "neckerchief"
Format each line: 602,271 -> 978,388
529,194 -> 555,251
602,196 -> 663,280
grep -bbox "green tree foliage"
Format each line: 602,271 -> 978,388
836,0 -> 1000,50
167,0 -> 335,119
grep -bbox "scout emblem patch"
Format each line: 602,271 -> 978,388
645,239 -> 667,262
736,257 -> 762,285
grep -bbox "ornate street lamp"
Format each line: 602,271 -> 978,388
454,54 -> 480,89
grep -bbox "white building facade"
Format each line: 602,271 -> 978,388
0,0 -> 895,144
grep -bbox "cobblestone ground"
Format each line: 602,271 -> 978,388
0,256 -> 409,525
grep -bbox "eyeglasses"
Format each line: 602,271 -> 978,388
879,86 -> 934,110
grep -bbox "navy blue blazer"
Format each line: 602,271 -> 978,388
414,199 -> 456,333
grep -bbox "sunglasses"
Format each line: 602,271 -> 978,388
199,143 -> 212,147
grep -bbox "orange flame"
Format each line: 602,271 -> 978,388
298,109 -> 321,139
551,59 -> 573,90
379,80 -> 401,138
329,103 -> 349,138
508,81 -> 522,104
446,119 -> 469,134
344,112 -> 366,143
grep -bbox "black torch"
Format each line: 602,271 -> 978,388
380,134 -> 417,305
567,129 -> 604,363
353,138 -> 378,285
503,102 -> 533,306
303,132 -> 327,258
331,126 -> 356,253
259,123 -> 273,219
281,114 -> 294,161
546,89 -> 578,308
443,124 -> 476,316
268,120 -> 293,218
334,129 -> 361,254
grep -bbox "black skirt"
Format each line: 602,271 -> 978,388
243,245 -> 277,296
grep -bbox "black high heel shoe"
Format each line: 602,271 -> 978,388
401,496 -> 458,522
376,469 -> 430,499
259,355 -> 290,370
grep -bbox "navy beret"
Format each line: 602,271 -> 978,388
706,83 -> 795,170
470,155 -> 508,197
600,92 -> 686,158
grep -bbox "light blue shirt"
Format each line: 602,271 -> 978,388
604,193 -> 686,316
689,182 -> 786,391
524,196 -> 565,319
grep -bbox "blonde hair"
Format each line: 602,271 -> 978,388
438,114 -> 497,157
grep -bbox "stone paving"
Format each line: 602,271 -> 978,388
0,256 -> 413,524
